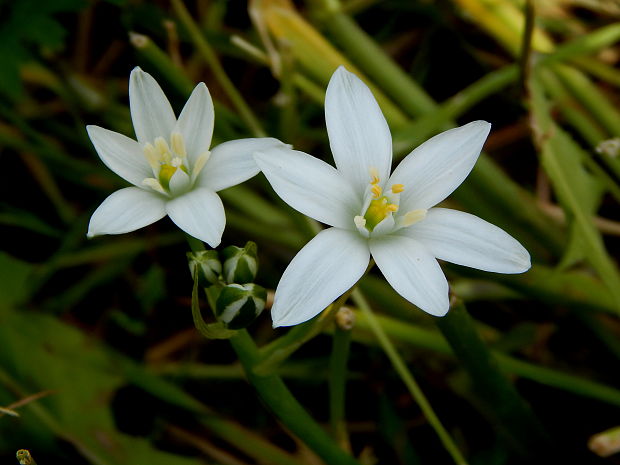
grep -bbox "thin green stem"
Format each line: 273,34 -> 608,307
310,0 -> 437,118
230,330 -> 362,465
255,285 -> 356,375
518,0 -> 535,94
435,299 -> 552,458
350,307 -> 620,407
171,0 -> 266,137
351,289 -> 468,465
329,323 -> 352,451
129,32 -> 194,95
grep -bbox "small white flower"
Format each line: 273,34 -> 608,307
255,67 -> 531,327
87,67 -> 284,247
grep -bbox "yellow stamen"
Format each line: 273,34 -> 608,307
155,137 -> 172,163
142,178 -> 167,195
171,132 -> 187,157
143,143 -> 160,171
391,183 -> 404,194
402,209 -> 427,227
369,167 -> 380,185
371,184 -> 382,198
192,151 -> 211,180
364,197 -> 398,231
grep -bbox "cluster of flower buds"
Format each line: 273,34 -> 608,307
187,241 -> 266,330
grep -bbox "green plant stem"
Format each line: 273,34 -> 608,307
552,63 -> 620,137
129,32 -> 194,95
518,0 -> 535,94
255,286 -> 356,375
310,0 -> 436,118
351,289 -> 468,465
329,324 -> 352,451
229,330 -> 362,465
350,308 -> 620,407
435,299 -> 552,458
171,0 -> 266,137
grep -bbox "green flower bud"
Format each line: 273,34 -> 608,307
221,241 -> 258,284
215,283 -> 267,329
187,250 -> 221,285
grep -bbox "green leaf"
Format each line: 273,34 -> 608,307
529,73 -> 620,313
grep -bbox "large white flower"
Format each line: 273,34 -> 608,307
87,67 -> 284,247
255,67 -> 530,327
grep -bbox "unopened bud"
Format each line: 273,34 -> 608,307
221,241 -> 258,284
187,250 -> 221,285
215,283 -> 267,329
335,306 -> 355,330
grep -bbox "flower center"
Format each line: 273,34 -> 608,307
354,168 -> 427,236
141,132 -> 209,196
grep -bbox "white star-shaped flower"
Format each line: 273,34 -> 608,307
255,67 -> 530,327
87,67 -> 284,246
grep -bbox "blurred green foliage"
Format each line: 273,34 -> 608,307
1,0 -> 620,464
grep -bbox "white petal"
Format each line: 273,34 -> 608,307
404,208 -> 531,273
87,187 -> 166,237
87,125 -> 152,186
129,67 -> 176,145
389,121 -> 491,211
173,82 -> 214,164
325,67 -> 393,194
199,138 -> 287,192
370,234 -> 449,316
254,146 -> 362,230
271,228 -> 370,327
165,187 -> 225,247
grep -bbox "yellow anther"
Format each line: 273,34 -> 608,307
371,184 -> 382,198
402,209 -> 427,227
369,167 -> 380,185
155,137 -> 172,162
387,204 -> 398,212
142,177 -> 167,195
192,151 -> 211,180
391,184 -> 404,194
143,143 -> 160,171
171,132 -> 187,157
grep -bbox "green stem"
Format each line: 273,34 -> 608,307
350,307 -> 620,407
310,0 -> 436,118
171,0 -> 266,137
329,323 -> 352,451
435,299 -> 552,458
129,32 -> 194,95
551,63 -> 620,137
351,289 -> 468,465
518,0 -> 535,94
229,330 -> 362,465
255,285 -> 356,375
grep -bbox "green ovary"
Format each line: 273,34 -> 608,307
364,196 -> 398,231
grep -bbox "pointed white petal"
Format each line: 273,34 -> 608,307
389,121 -> 491,211
404,208 -> 531,273
199,138 -> 287,192
87,125 -> 152,186
87,187 -> 166,237
173,82 -> 214,164
129,67 -> 176,145
271,228 -> 370,327
165,187 -> 225,247
370,235 -> 449,316
325,67 -> 392,193
254,146 -> 362,229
